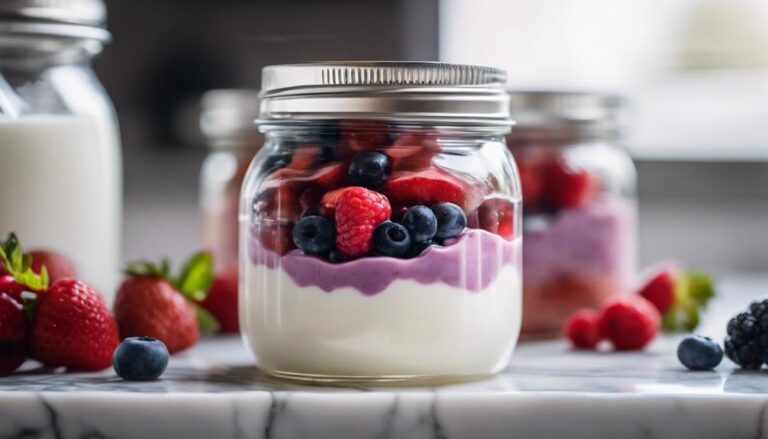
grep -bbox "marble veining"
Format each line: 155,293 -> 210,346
1,276 -> 768,438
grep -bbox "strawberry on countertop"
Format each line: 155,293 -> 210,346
114,252 -> 219,354
27,250 -> 77,283
199,271 -> 239,334
30,278 -> 119,371
0,233 -> 50,304
0,292 -> 29,375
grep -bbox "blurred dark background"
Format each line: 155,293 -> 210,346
97,0 -> 768,273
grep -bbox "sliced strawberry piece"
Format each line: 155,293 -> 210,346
386,134 -> 438,171
286,145 -> 323,171
383,167 -> 480,211
545,160 -> 594,209
306,162 -> 347,189
258,222 -> 295,255
476,197 -> 516,240
319,187 -> 349,218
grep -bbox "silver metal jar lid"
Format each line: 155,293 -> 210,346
259,61 -> 513,127
201,89 -> 263,149
507,90 -> 624,134
0,0 -> 110,41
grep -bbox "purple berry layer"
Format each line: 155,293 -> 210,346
250,229 -> 521,296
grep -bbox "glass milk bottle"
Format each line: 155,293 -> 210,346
0,0 -> 122,300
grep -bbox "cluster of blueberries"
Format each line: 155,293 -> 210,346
293,202 -> 466,261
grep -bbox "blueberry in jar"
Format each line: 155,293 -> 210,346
348,152 -> 391,188
431,202 -> 467,240
292,215 -> 335,255
677,335 -> 723,370
401,205 -> 437,244
373,221 -> 412,257
113,337 -> 170,381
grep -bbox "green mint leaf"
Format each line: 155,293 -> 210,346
195,305 -> 220,333
175,252 -> 213,301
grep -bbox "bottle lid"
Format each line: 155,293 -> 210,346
259,61 -> 512,128
200,89 -> 263,150
0,0 -> 110,41
507,90 -> 624,135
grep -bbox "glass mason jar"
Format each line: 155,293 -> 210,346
0,0 -> 121,299
506,91 -> 636,337
200,89 -> 262,273
240,62 -> 522,383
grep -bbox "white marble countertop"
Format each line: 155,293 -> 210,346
2,275 -> 768,439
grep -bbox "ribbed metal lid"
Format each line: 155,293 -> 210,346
200,89 -> 262,149
0,0 -> 110,41
259,62 -> 512,127
507,91 -> 624,133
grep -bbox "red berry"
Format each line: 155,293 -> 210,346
337,121 -> 390,157
517,162 -> 545,209
545,160 -> 594,209
335,187 -> 391,258
200,271 -> 239,334
286,146 -> 320,171
564,308 -> 603,349
598,296 -> 660,351
384,168 -> 479,211
114,276 -> 199,354
0,275 -> 25,304
637,265 -> 678,314
305,162 -> 348,189
254,182 -> 302,223
0,293 -> 28,375
27,250 -> 77,283
30,279 -> 119,371
476,198 -> 516,240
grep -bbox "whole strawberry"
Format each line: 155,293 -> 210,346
114,253 -> 218,354
598,296 -> 660,351
27,250 -> 77,283
334,187 -> 391,258
30,279 -> 119,371
0,293 -> 29,375
199,271 -> 239,334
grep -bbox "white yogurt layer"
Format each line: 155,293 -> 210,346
241,265 -> 522,379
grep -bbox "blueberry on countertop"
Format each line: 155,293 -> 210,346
293,215 -> 335,255
431,202 -> 466,240
113,337 -> 170,381
348,152 -> 391,188
373,221 -> 412,257
401,205 -> 437,244
677,335 -> 723,371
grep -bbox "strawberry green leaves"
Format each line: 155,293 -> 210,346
0,233 -> 49,292
123,251 -> 218,332
662,271 -> 716,332
175,252 -> 213,302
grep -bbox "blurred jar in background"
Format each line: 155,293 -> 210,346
0,0 -> 121,300
507,92 -> 637,338
200,89 -> 262,273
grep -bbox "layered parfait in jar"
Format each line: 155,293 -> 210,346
241,62 -> 522,383
507,91 -> 637,338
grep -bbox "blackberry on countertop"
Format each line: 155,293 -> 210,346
725,312 -> 764,369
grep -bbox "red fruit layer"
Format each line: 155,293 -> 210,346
475,198 -> 516,240
386,134 -> 438,171
544,160 -> 594,209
